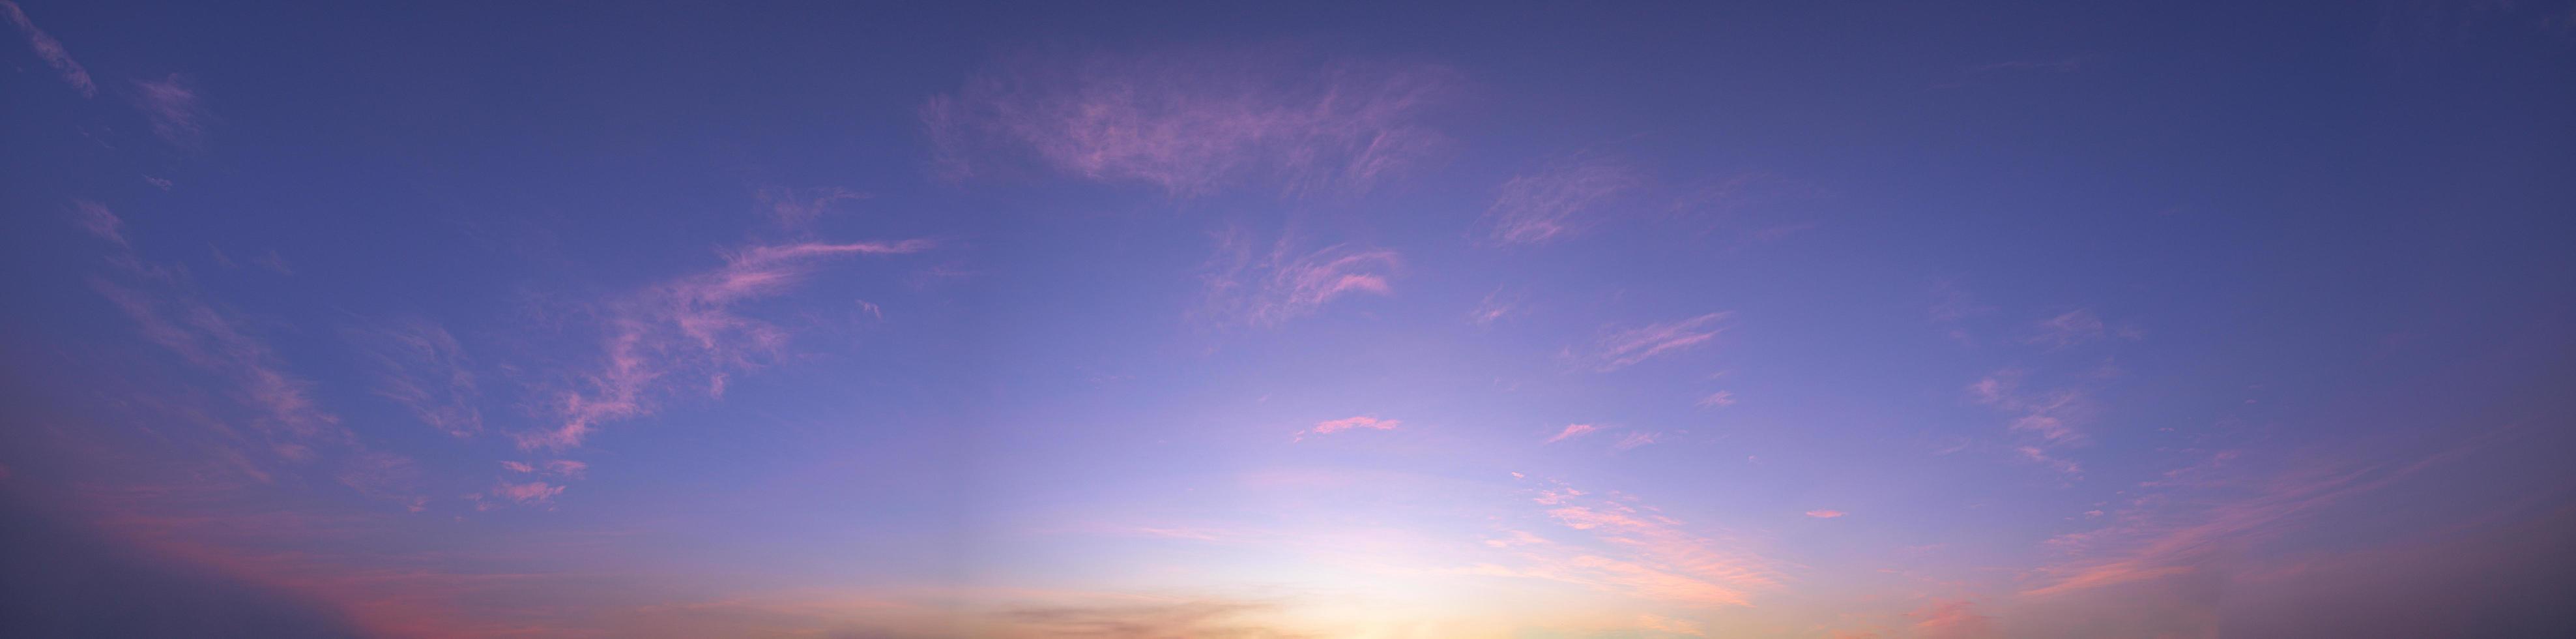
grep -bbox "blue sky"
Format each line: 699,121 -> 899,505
5,1 -> 2575,637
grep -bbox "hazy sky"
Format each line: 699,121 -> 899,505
5,1 -> 2574,637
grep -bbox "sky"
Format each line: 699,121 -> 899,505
4,1 -> 2575,637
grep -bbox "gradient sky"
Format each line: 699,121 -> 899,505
6,1 -> 2576,638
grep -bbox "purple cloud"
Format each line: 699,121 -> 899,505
519,238 -> 933,449
923,46 -> 1456,197
1590,312 -> 1732,372
1,1 -> 94,97
1198,229 -> 1400,327
132,74 -> 207,147
1485,153 -> 1645,245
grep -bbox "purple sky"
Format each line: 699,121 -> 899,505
5,1 -> 2575,637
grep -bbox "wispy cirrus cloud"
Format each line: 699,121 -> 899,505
59,478 -> 579,638
74,200 -> 126,246
2023,437 -> 2493,597
1544,423 -> 1601,443
1805,509 -> 1845,518
2016,446 -> 2084,477
1614,431 -> 1662,451
1907,599 -> 1999,638
2028,309 -> 2106,347
1927,280 -> 1992,344
347,317 -> 481,438
1665,173 -> 1828,245
81,203 -> 341,443
502,460 -> 586,479
1475,481 -> 1789,606
1469,289 -> 1521,325
1199,229 -> 1399,327
1484,153 -> 1644,245
519,238 -> 933,449
1589,312 -> 1732,372
755,186 -> 867,228
923,45 -> 1456,197
1696,391 -> 1737,408
133,74 -> 208,147
1969,370 -> 2089,445
1637,614 -> 1706,636
2,1 -> 94,97
488,480 -> 566,507
334,451 -> 426,512
1297,415 -> 1398,441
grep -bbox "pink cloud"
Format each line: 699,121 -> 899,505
72,481 -> 575,638
2016,446 -> 2083,477
1199,229 -> 1399,327
1806,510 -> 1845,518
1638,614 -> 1706,636
2028,309 -> 2107,347
1486,483 -> 1787,606
334,451 -> 426,511
494,480 -> 565,506
1469,290 -> 1520,325
90,261 -> 341,441
1614,431 -> 1662,451
1545,423 -> 1601,443
1485,153 -> 1644,245
518,237 -> 931,449
2022,437 -> 2495,597
251,249 -> 293,275
74,200 -> 124,245
1664,173 -> 1828,245
922,46 -> 1456,196
1969,370 -> 2089,447
347,317 -> 482,438
1591,312 -> 1731,372
1298,415 -> 1398,440
1484,529 -> 1553,548
1907,599 -> 1998,639
133,74 -> 207,147
756,186 -> 867,227
500,459 -> 585,479
2,1 -> 94,97
1696,391 -> 1737,408
543,460 -> 588,478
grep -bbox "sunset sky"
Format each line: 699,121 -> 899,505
5,1 -> 2575,637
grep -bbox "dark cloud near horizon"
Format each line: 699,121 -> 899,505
0,492 -> 364,639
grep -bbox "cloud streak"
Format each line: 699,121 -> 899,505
133,74 -> 207,147
1480,481 -> 1789,606
1485,153 -> 1643,245
1199,230 -> 1399,327
1297,415 -> 1398,441
519,239 -> 933,449
1970,370 -> 2088,446
755,186 -> 866,228
2023,439 -> 2491,597
1589,312 -> 1731,372
1544,423 -> 1601,443
348,318 -> 482,438
924,45 -> 1456,197
1,1 -> 94,97
83,204 -> 340,443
